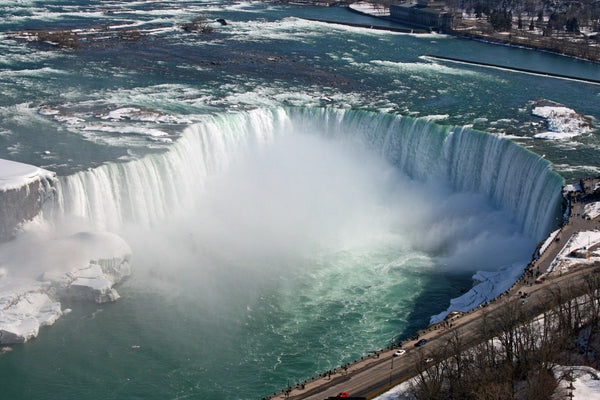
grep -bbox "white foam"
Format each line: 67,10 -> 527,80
370,60 -> 481,77
82,124 -> 169,137
0,67 -> 67,79
101,107 -> 192,124
422,114 -> 449,121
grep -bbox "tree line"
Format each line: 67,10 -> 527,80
406,272 -> 600,400
368,0 -> 600,34
442,0 -> 600,33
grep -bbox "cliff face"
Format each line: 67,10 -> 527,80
0,159 -> 57,242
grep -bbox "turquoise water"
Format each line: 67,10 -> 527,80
0,1 -> 597,399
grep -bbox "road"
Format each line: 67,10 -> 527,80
266,196 -> 600,400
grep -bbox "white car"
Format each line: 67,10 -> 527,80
393,349 -> 406,357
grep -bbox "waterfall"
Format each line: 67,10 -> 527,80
283,108 -> 564,240
52,107 -> 564,240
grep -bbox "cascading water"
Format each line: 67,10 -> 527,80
280,108 -> 564,240
53,107 -> 563,241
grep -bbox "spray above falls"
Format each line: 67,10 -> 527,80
53,107 -> 564,242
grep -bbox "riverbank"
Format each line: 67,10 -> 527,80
338,1 -> 600,64
451,22 -> 600,64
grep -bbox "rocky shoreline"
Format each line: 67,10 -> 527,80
296,0 -> 600,64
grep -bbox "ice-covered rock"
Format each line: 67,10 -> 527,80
532,104 -> 591,140
40,231 -> 132,304
0,231 -> 132,344
0,159 -> 56,242
0,158 -> 55,192
430,262 -> 526,324
0,279 -> 62,344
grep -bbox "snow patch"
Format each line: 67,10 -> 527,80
583,202 -> 600,220
554,366 -> 600,400
547,230 -> 600,274
349,2 -> 391,17
430,262 -> 526,324
101,107 -> 192,124
532,105 -> 591,140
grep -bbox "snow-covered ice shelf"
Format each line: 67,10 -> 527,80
0,231 -> 131,344
0,158 -> 55,192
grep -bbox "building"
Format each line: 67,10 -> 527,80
390,0 -> 454,32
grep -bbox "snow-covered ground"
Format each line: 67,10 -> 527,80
584,202 -> 600,220
375,379 -> 414,400
548,230 -> 600,274
374,365 -> 600,399
348,2 -> 390,17
532,105 -> 591,140
555,366 -> 600,400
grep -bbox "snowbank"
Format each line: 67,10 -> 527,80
532,105 -> 591,140
538,228 -> 561,256
583,202 -> 600,220
548,230 -> 600,274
